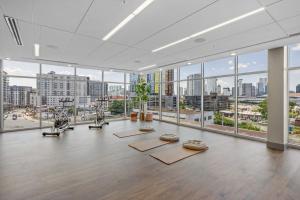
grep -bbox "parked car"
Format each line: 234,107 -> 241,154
12,114 -> 17,120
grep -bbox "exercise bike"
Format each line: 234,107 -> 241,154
43,98 -> 75,136
88,97 -> 109,129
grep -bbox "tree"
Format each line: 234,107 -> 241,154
179,101 -> 186,110
135,78 -> 150,113
109,100 -> 125,115
257,99 -> 268,120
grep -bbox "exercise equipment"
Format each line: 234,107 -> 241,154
43,98 -> 75,136
88,97 -> 109,129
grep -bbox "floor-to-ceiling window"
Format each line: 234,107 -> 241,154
146,70 -> 160,119
40,64 -> 75,127
104,71 -> 125,119
204,57 -> 235,134
288,43 -> 300,145
2,60 -> 40,130
76,68 -> 102,123
126,72 -> 139,118
161,68 -> 178,123
237,51 -> 268,139
179,64 -> 202,127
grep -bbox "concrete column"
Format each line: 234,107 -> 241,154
267,47 -> 289,150
0,60 -> 3,132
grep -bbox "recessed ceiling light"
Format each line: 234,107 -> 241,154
152,7 -> 265,53
102,0 -> 155,41
5,57 -> 10,60
194,38 -> 205,43
138,64 -> 157,71
34,43 -> 40,57
187,62 -> 192,65
159,68 -> 162,71
230,52 -> 237,56
67,64 -> 72,67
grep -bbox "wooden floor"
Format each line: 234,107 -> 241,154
1,120 -> 300,200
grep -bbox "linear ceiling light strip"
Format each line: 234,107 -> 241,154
152,7 -> 265,53
102,0 -> 155,41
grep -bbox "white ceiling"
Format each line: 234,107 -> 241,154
0,0 -> 299,71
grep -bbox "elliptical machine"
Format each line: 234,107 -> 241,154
88,96 -> 109,129
43,98 -> 75,136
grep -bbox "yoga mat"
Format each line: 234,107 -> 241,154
129,139 -> 170,152
150,146 -> 207,165
113,130 -> 148,138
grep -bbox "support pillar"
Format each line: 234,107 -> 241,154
267,47 -> 289,150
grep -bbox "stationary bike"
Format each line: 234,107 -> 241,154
88,97 -> 109,129
43,98 -> 75,136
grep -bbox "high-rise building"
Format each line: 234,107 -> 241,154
37,71 -> 88,107
257,78 -> 268,95
129,73 -> 139,93
9,85 -> 32,107
187,73 -> 201,96
164,69 -> 174,96
2,71 -> 10,104
88,80 -> 108,102
238,79 -> 243,96
223,87 -> 231,96
242,83 -> 254,97
217,84 -> 222,95
296,84 -> 300,93
205,78 -> 217,94
154,71 -> 160,94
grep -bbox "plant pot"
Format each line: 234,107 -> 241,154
140,112 -> 145,121
130,112 -> 137,121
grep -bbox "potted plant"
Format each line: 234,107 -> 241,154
135,78 -> 150,121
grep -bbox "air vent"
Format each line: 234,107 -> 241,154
4,15 -> 23,46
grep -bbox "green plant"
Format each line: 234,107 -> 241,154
135,78 -> 151,113
109,100 -> 125,115
238,122 -> 261,131
213,112 -> 234,127
257,99 -> 268,120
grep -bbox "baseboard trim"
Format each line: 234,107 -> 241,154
267,141 -> 287,151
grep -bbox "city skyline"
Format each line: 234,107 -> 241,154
2,46 -> 300,91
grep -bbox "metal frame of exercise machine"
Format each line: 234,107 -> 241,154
88,96 -> 109,129
43,98 -> 75,136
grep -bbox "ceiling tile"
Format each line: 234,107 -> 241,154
33,0 -> 93,32
110,0 -> 217,46
77,0 -> 143,39
136,0 -> 262,51
267,0 -> 300,21
278,14 -> 300,35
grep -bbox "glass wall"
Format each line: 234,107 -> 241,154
179,64 -> 202,127
204,57 -> 235,134
104,71 -> 125,119
288,43 -> 300,145
0,60 -> 128,132
161,68 -> 178,123
76,68 -> 102,123
2,61 -> 40,130
126,73 -> 139,117
237,51 -> 268,139
40,64 -> 75,127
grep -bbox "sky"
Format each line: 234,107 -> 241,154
2,45 -> 300,91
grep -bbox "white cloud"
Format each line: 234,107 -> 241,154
238,63 -> 249,69
292,44 -> 300,51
